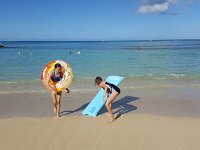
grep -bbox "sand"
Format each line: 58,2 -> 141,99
1,115 -> 200,150
0,87 -> 200,150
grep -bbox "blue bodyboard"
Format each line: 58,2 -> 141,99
82,76 -> 124,117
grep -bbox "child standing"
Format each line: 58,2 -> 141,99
44,63 -> 63,118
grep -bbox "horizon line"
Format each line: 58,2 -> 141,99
1,38 -> 200,42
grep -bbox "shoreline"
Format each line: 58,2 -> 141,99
1,77 -> 200,94
0,87 -> 200,119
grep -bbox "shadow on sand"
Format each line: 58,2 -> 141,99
98,96 -> 140,116
59,102 -> 89,116
60,96 -> 140,117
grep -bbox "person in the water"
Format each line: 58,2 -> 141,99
95,77 -> 121,122
45,63 -> 66,118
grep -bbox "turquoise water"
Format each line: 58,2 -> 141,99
0,40 -> 200,92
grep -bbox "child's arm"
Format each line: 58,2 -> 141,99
104,86 -> 108,98
47,72 -> 56,93
61,71 -> 63,78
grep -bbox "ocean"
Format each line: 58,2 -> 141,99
0,40 -> 200,93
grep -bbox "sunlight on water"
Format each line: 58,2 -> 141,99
0,40 -> 200,92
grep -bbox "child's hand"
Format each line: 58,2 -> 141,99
66,88 -> 70,93
102,96 -> 107,102
52,91 -> 56,94
51,89 -> 57,94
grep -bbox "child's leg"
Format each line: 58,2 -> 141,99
50,84 -> 57,113
56,91 -> 62,118
51,92 -> 57,114
105,91 -> 119,122
104,103 -> 112,117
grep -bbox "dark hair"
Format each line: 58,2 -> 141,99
95,77 -> 102,85
54,63 -> 62,69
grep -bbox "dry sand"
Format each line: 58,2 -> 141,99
0,87 -> 200,150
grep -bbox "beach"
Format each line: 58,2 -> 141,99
0,40 -> 200,149
1,0 -> 200,148
0,86 -> 200,150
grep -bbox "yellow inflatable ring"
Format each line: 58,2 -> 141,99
40,60 -> 73,92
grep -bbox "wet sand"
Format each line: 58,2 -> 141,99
0,87 -> 200,118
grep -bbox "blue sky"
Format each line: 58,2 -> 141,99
0,0 -> 200,41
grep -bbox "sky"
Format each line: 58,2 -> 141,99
0,0 -> 200,41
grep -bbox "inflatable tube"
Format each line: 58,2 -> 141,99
40,60 -> 73,92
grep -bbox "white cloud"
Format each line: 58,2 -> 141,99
137,2 -> 169,13
137,0 -> 178,14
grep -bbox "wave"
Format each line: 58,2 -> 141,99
0,81 -> 19,84
164,74 -> 185,77
0,80 -> 40,85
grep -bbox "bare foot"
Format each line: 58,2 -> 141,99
104,113 -> 112,117
108,117 -> 115,123
108,115 -> 116,123
56,113 -> 61,118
